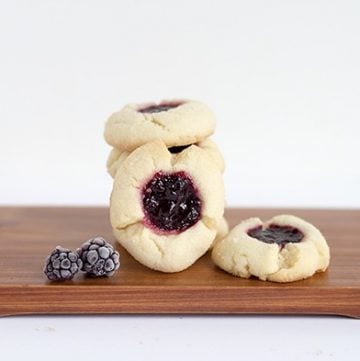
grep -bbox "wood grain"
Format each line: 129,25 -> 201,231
0,207 -> 359,318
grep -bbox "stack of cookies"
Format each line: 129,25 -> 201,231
104,100 -> 228,272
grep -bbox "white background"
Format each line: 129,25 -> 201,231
1,0 -> 359,208
0,1 -> 359,360
1,315 -> 359,361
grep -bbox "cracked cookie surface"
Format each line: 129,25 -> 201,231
106,139 -> 225,178
104,99 -> 216,151
212,215 -> 330,282
110,140 -> 225,273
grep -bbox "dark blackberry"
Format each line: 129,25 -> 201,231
77,237 -> 120,277
44,246 -> 82,281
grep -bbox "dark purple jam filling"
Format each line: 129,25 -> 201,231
139,102 -> 182,114
248,225 -> 304,246
142,171 -> 201,233
168,144 -> 192,154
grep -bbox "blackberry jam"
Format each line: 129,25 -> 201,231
142,171 -> 201,233
139,102 -> 182,114
168,144 -> 191,154
248,225 -> 304,246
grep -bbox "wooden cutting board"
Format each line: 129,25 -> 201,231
0,207 -> 359,318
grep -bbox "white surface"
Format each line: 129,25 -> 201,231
0,315 -> 359,360
0,1 -> 359,360
0,0 -> 359,208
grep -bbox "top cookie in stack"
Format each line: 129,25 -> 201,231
105,100 -> 215,151
104,99 -> 227,273
104,99 -> 225,177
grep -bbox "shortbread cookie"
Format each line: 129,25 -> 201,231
104,100 -> 216,151
106,148 -> 129,179
106,139 -> 225,178
110,140 -> 225,273
212,215 -> 330,282
210,216 -> 229,249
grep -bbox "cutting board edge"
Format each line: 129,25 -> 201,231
1,284 -> 359,318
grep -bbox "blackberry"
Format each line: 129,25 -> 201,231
44,246 -> 82,281
77,237 -> 120,277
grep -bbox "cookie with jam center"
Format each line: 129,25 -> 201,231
212,215 -> 330,282
110,140 -> 225,273
104,99 -> 216,151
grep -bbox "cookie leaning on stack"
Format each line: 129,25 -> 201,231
104,100 -> 227,272
212,215 -> 330,282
